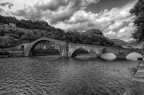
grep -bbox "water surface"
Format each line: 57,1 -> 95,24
0,56 -> 143,95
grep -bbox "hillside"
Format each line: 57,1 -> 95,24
110,39 -> 128,46
0,15 -> 116,48
83,29 -> 104,36
128,40 -> 144,49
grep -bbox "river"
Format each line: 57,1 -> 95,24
0,56 -> 143,95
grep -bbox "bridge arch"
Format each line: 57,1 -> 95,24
70,47 -> 90,58
24,37 -> 65,56
126,52 -> 143,61
30,41 -> 60,56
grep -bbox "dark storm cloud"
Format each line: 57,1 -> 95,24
34,0 -> 70,11
0,2 -> 13,9
11,0 -> 99,24
86,0 -> 133,13
12,9 -> 26,16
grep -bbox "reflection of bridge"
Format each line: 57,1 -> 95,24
20,37 -> 144,58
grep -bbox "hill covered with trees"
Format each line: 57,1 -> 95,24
0,15 -> 116,48
110,39 -> 128,46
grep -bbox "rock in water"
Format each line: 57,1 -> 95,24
100,53 -> 116,61
126,52 -> 143,61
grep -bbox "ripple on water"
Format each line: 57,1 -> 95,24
0,57 -> 142,95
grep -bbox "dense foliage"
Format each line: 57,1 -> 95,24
0,15 -> 115,48
130,0 -> 144,42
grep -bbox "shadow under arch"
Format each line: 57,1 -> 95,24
71,48 -> 90,58
29,40 -> 61,56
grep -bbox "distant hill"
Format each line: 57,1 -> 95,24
110,39 -> 128,46
128,40 -> 138,45
128,40 -> 144,49
84,29 -> 104,36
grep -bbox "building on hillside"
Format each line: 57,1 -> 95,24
0,23 -> 16,28
9,23 -> 16,28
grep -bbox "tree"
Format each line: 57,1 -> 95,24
84,29 -> 104,36
0,36 -> 16,48
130,0 -> 144,42
65,30 -> 81,43
22,32 -> 37,42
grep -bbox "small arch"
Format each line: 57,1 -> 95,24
21,45 -> 25,56
29,40 -> 60,56
126,52 -> 143,61
71,48 -> 90,58
100,53 -> 117,61
21,45 -> 24,50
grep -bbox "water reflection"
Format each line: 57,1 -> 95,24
0,57 -> 143,95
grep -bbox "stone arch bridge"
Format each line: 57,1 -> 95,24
21,37 -> 144,58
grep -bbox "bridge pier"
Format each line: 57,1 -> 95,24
90,50 -> 98,58
90,50 -> 102,58
60,44 -> 68,57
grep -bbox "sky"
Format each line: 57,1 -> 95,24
0,0 -> 137,42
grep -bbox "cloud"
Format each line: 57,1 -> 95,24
12,8 -> 45,21
106,22 -> 135,41
0,2 -> 13,9
61,1 -> 137,41
11,0 -> 99,24
0,8 -> 3,13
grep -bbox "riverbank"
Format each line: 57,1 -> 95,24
0,50 -> 24,58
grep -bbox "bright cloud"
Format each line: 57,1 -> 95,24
10,0 -> 99,24
62,1 -> 137,41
